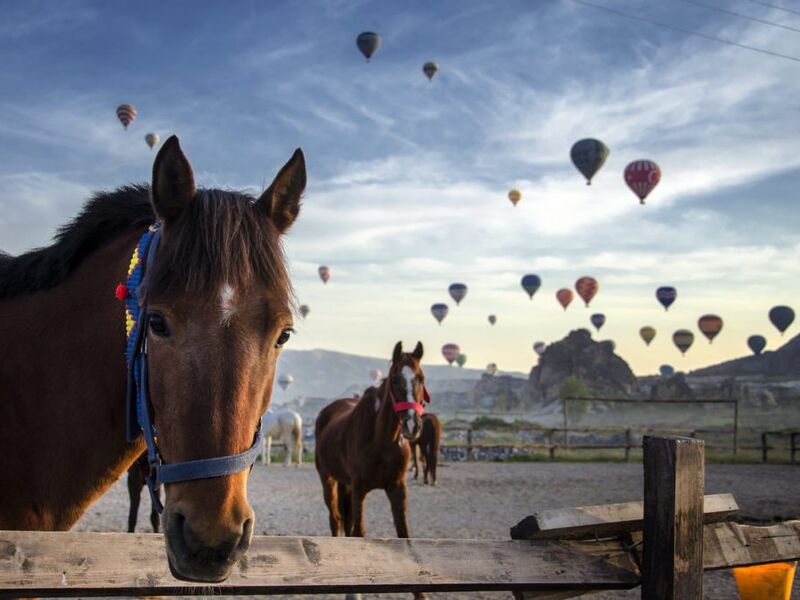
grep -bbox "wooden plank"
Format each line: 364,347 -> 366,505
642,436 -> 705,600
703,521 -> 800,570
0,531 -> 640,597
510,493 -> 737,541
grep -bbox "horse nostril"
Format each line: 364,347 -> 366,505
238,518 -> 254,551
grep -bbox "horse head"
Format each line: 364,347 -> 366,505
387,341 -> 428,441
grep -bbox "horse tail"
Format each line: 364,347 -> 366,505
293,414 -> 303,466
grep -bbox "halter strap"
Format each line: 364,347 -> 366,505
385,364 -> 430,416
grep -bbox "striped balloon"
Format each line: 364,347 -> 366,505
698,314 -> 723,343
144,133 -> 160,149
556,288 -> 573,311
116,104 -> 137,129
672,329 -> 694,356
575,276 -> 599,307
624,160 -> 661,204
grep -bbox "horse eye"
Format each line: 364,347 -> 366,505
148,314 -> 169,337
275,328 -> 292,349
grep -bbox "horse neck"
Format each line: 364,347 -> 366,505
0,229 -> 146,529
361,378 -> 401,446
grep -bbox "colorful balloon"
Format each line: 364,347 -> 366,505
521,274 -> 541,299
488,314 -> 497,326
370,368 -> 383,384
356,32 -> 381,61
277,373 -> 294,391
656,286 -> 677,311
318,265 -> 331,284
747,335 -> 766,356
570,138 -> 609,185
533,341 -> 546,356
431,303 -> 448,324
422,61 -> 438,80
590,313 -> 605,331
698,314 -> 723,343
556,288 -> 573,311
575,276 -> 599,307
486,363 -> 498,376
144,133 -> 159,150
673,329 -> 694,355
769,305 -> 795,335
116,104 -> 137,129
659,364 -> 675,377
640,326 -> 656,346
624,160 -> 661,204
442,343 -> 460,365
456,353 -> 467,368
299,304 -> 310,319
449,283 -> 467,305
508,189 -> 521,206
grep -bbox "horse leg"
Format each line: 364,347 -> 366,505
349,485 -> 366,538
126,469 -> 141,533
338,483 -> 354,536
422,443 -> 430,485
411,443 -> 419,480
429,444 -> 438,486
321,477 -> 342,536
265,435 -> 272,465
294,427 -> 303,466
150,486 -> 162,533
282,434 -> 291,467
384,482 -> 410,538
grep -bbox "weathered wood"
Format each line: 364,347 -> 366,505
0,531 -> 639,597
703,520 -> 800,570
510,493 -> 737,541
642,436 -> 705,600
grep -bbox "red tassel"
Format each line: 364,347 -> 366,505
115,283 -> 129,301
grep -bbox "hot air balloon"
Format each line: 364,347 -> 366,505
769,305 -> 795,335
508,189 -> 521,206
533,341 -> 546,356
656,286 -> 677,311
356,31 -> 381,61
556,288 -> 573,311
488,314 -> 497,326
521,274 -> 541,299
486,363 -> 498,376
144,133 -> 159,150
422,61 -> 438,80
570,138 -> 609,185
624,160 -> 661,204
299,304 -> 310,319
449,283 -> 467,305
590,313 -> 605,331
277,373 -> 294,391
640,326 -> 656,346
747,335 -> 766,356
442,343 -> 460,365
698,314 -> 723,343
575,276 -> 599,307
431,303 -> 449,324
116,104 -> 137,129
370,368 -> 383,385
318,265 -> 331,284
659,364 -> 675,377
673,329 -> 694,355
456,353 -> 467,368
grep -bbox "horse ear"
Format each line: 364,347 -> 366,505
392,341 -> 403,362
256,148 -> 306,234
151,135 -> 196,228
413,341 -> 424,360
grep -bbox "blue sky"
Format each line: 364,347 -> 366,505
1,0 -> 799,375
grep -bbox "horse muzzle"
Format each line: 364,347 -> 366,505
401,409 -> 423,441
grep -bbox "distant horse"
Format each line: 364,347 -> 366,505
315,341 -> 427,540
126,452 -> 162,533
410,413 -> 441,485
261,409 -> 303,466
0,136 -> 306,583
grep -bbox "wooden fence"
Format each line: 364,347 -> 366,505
0,436 -> 798,598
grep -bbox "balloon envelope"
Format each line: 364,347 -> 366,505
508,189 -> 521,206
318,265 -> 331,284
533,341 -> 546,356
486,363 -> 498,376
590,313 -> 605,331
488,314 -> 497,326
656,286 -> 677,311
277,374 -> 294,391
116,104 -> 137,129
575,276 -> 599,307
659,364 -> 675,377
673,329 -> 694,355
698,314 -> 723,343
449,283 -> 467,305
521,274 -> 541,299
144,133 -> 159,149
299,304 -> 310,319
747,335 -> 767,356
369,368 -> 383,383
640,326 -> 656,346
570,138 -> 609,185
422,61 -> 438,80
456,353 -> 467,368
431,303 -> 449,324
442,343 -> 460,364
556,288 -> 573,310
356,31 -> 381,61
624,160 -> 661,204
769,305 -> 795,335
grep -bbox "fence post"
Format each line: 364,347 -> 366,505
642,436 -> 704,600
792,432 -> 798,465
624,429 -> 632,462
733,399 -> 739,457
546,430 -> 555,461
761,433 -> 768,464
562,399 -> 569,449
466,428 -> 473,462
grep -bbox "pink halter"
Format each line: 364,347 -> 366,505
387,368 -> 430,415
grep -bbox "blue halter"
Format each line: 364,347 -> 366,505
124,224 -> 263,513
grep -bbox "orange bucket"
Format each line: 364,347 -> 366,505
733,561 -> 797,600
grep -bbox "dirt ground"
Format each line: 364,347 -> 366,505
73,460 -> 800,599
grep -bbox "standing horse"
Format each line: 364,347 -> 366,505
127,452 -> 162,533
315,341 -> 427,540
0,136 -> 306,583
261,409 -> 303,466
409,413 -> 441,485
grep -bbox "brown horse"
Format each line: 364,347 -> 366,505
410,413 -> 441,485
0,136 -> 306,582
127,452 -> 162,533
315,341 -> 427,539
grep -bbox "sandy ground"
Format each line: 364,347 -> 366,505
73,460 -> 800,599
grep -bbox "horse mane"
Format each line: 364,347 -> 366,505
0,185 -> 292,304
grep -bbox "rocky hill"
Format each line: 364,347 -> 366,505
690,333 -> 800,378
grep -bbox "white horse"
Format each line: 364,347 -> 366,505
261,409 -> 303,466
